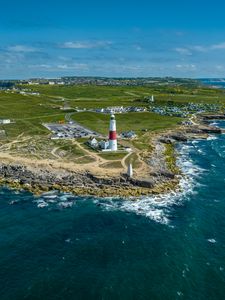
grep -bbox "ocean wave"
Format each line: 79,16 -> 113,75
33,191 -> 77,209
207,136 -> 218,141
210,122 -> 219,127
96,143 -> 204,225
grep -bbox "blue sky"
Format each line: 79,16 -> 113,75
1,0 -> 225,79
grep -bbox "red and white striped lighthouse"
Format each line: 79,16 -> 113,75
109,114 -> 117,151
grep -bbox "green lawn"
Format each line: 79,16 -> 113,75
21,83 -> 225,107
72,112 -> 182,136
1,82 -> 225,139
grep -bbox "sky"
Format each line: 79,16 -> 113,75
1,0 -> 225,79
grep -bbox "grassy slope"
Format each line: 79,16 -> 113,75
72,112 -> 181,136
0,92 -> 65,136
22,84 -> 225,106
1,83 -> 225,139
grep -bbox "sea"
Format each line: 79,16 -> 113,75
200,78 -> 225,89
1,121 -> 225,300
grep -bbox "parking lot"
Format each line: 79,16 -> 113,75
43,122 -> 99,139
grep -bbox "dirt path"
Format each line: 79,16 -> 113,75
0,132 -> 152,178
124,91 -> 140,97
0,135 -> 31,151
51,147 -> 61,159
121,151 -> 132,169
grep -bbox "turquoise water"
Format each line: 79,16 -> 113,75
1,123 -> 225,299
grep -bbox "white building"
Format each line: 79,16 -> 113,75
0,119 -> 11,124
99,140 -> 109,150
88,138 -> 98,148
121,131 -> 137,139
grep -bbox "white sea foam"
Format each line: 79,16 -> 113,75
207,136 -> 218,141
41,191 -> 57,196
37,201 -> 49,208
59,195 -> 71,201
96,143 -> 204,225
58,201 -> 73,208
207,238 -> 217,243
210,122 -> 219,127
43,195 -> 58,199
33,191 -> 76,209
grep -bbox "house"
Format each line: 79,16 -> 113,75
121,131 -> 137,139
0,119 -> 11,124
88,138 -> 98,148
99,140 -> 109,150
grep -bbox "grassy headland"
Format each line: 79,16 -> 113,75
0,79 -> 223,196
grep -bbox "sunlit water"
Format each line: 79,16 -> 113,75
1,122 -> 225,299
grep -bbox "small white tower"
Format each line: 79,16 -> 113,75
127,163 -> 133,178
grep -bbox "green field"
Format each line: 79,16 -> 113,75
0,82 -> 224,140
21,83 -> 225,107
72,112 -> 181,136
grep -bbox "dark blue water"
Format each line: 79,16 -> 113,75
200,78 -> 225,89
1,122 -> 225,299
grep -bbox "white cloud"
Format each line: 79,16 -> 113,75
56,63 -> 89,70
60,41 -> 112,49
7,45 -> 39,52
191,45 -> 207,52
176,64 -> 197,70
211,42 -> 225,50
28,63 -> 89,71
175,41 -> 225,56
175,47 -> 192,56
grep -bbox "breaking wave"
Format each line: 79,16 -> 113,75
95,141 -> 205,225
32,191 -> 76,210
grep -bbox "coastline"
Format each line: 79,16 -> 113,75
0,113 -> 224,198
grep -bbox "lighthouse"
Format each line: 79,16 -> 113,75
109,114 -> 117,151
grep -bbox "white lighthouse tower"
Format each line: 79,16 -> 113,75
109,114 -> 117,151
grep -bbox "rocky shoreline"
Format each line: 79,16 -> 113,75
0,163 -> 180,197
0,113 -> 224,198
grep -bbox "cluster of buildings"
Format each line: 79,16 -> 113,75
43,113 -> 136,151
149,102 -> 221,117
88,138 -> 110,151
21,77 -> 183,87
5,88 -> 40,96
19,90 -> 40,96
94,106 -> 147,114
88,114 -> 118,152
87,114 -> 135,152
0,77 -> 201,90
26,79 -> 65,85
150,106 -> 188,117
